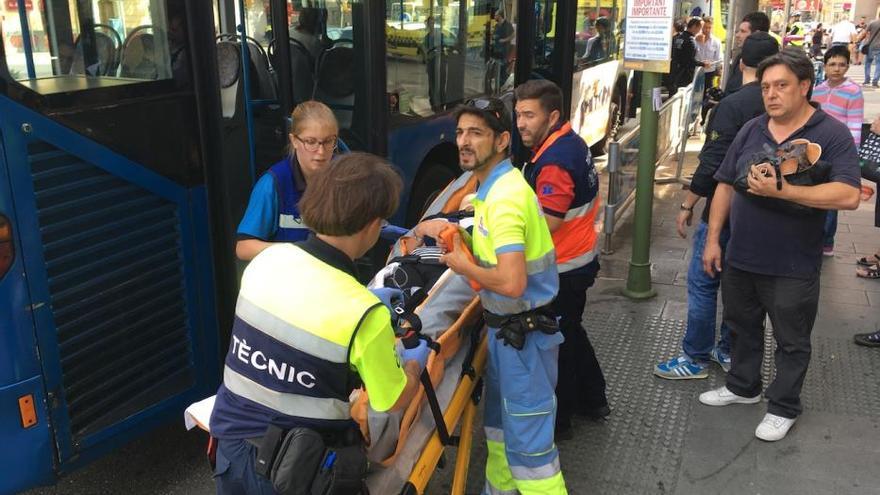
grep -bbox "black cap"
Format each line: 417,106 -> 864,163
741,32 -> 779,68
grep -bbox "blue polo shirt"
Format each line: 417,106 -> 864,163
714,108 -> 860,278
237,157 -> 308,242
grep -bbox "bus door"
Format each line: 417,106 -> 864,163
0,0 -> 222,488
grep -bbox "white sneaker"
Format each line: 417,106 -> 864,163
698,386 -> 761,407
755,413 -> 796,441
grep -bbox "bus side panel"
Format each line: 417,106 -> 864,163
570,60 -> 622,146
0,94 -> 218,473
0,376 -> 55,492
387,116 -> 457,224
0,123 -> 56,492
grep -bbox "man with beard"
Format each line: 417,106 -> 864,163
514,79 -> 608,439
414,98 -> 566,494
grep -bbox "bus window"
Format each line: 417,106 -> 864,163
284,1 -> 367,147
575,0 -> 618,69
532,0 -> 556,78
2,0 -> 183,85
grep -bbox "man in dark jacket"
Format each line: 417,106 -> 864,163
655,32 -> 779,380
725,12 -> 771,93
667,17 -> 707,94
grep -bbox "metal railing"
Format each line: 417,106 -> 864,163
602,68 -> 704,254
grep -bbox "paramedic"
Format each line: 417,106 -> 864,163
235,101 -> 340,261
439,98 -> 567,494
514,79 -> 608,438
209,153 -> 429,494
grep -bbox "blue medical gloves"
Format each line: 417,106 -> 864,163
400,338 -> 431,371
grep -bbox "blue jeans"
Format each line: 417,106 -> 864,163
824,210 -> 838,248
683,221 -> 731,362
865,47 -> 880,84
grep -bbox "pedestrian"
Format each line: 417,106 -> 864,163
855,115 -> 880,280
786,12 -> 806,48
492,11 -> 515,88
667,17 -> 708,95
423,16 -> 446,107
430,97 -> 566,494
854,16 -> 867,64
811,45 -> 864,257
696,16 -> 722,124
655,32 -> 779,381
860,12 -> 880,87
810,23 -> 824,59
209,153 -> 429,494
701,48 -> 861,442
725,12 -> 771,94
514,80 -> 608,438
235,101 -> 340,260
829,15 -> 857,49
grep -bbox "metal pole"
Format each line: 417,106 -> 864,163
17,0 -> 36,78
622,71 -> 660,300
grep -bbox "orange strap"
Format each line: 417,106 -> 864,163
530,122 -> 572,164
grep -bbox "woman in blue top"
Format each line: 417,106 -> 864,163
236,101 -> 340,260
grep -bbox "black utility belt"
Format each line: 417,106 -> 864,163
253,424 -> 368,495
484,305 -> 559,350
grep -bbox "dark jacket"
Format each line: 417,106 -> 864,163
724,53 -> 743,94
691,81 -> 764,222
668,31 -> 701,91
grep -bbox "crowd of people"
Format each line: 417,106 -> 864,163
657,9 -> 880,444
199,9 -> 880,494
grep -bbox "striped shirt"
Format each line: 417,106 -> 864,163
812,78 -> 864,145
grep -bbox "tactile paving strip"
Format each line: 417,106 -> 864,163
426,311 -> 880,494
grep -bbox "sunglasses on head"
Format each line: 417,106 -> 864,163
466,97 -> 505,121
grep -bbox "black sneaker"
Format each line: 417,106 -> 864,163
854,330 -> 880,347
555,415 -> 574,442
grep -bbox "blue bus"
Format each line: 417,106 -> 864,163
0,0 -> 628,491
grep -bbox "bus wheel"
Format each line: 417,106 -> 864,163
590,90 -> 624,157
405,163 -> 458,227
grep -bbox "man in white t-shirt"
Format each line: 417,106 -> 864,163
830,17 -> 858,48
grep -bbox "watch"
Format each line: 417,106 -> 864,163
680,203 -> 694,212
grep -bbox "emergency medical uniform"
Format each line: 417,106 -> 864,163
788,21 -> 806,47
237,156 -> 311,243
523,122 -> 607,423
210,237 -> 407,493
469,159 -> 566,495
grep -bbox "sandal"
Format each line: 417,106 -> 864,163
861,185 -> 875,201
856,254 -> 880,267
854,330 -> 880,347
856,265 -> 880,278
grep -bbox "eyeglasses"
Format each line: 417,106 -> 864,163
294,135 -> 338,152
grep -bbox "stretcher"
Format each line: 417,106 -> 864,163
358,170 -> 487,495
185,171 -> 486,495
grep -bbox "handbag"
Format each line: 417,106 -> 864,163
859,131 -> 880,183
734,140 -> 830,216
861,27 -> 880,54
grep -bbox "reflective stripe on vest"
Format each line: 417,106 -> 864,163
220,244 -> 381,424
268,159 -> 310,242
526,122 -> 601,273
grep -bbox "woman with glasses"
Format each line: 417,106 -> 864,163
236,101 -> 341,260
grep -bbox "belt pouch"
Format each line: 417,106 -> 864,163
310,443 -> 369,495
270,427 -> 326,495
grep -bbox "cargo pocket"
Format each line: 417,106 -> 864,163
502,395 -> 556,456
213,448 -> 231,478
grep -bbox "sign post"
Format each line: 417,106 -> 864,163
621,0 -> 675,300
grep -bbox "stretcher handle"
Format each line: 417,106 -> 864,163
439,224 -> 481,292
